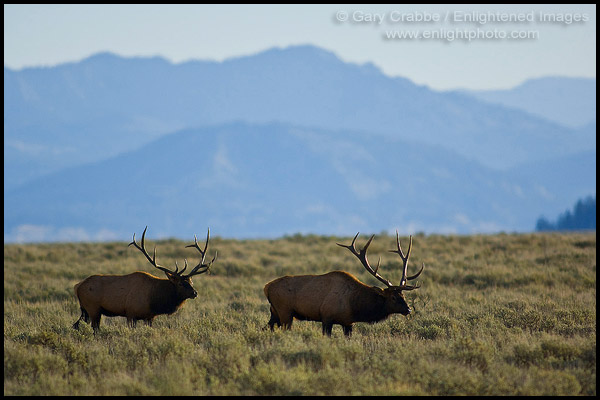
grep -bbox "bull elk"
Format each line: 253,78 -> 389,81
264,231 -> 424,336
73,226 -> 217,333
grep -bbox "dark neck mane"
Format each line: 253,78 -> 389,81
350,285 -> 389,323
149,280 -> 186,315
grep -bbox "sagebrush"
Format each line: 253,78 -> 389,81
4,232 -> 596,395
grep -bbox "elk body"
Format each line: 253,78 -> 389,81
73,227 -> 217,333
264,232 -> 424,336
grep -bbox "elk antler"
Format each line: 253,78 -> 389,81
337,232 -> 393,287
389,230 -> 424,290
129,226 -> 183,276
184,228 -> 218,277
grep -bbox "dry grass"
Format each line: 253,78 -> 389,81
4,232 -> 596,395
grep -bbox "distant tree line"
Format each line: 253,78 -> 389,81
536,195 -> 596,231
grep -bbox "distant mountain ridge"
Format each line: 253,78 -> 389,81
461,76 -> 596,128
4,45 -> 593,190
4,45 -> 596,241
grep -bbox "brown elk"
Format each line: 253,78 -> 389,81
73,226 -> 217,333
264,231 -> 424,336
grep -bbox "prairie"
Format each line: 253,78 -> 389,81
4,232 -> 596,395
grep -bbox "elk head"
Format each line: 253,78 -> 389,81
337,231 -> 424,315
129,226 -> 218,301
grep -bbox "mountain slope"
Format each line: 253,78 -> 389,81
5,122 -> 591,242
4,45 -> 592,192
507,149 -> 596,204
462,76 -> 596,128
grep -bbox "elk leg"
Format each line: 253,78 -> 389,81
82,307 -> 90,323
268,306 -> 281,331
322,320 -> 334,336
343,325 -> 353,337
272,305 -> 293,330
91,314 -> 102,333
72,307 -> 89,330
282,319 -> 293,330
280,313 -> 293,330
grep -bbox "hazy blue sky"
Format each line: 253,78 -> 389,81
4,4 -> 596,90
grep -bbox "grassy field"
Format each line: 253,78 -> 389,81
4,232 -> 596,395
